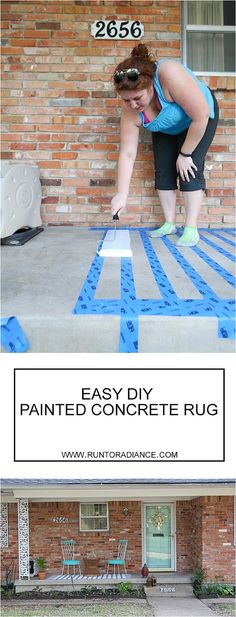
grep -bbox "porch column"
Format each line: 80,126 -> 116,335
18,498 -> 29,579
0,503 -> 8,548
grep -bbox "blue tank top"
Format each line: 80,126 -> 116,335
139,60 -> 215,135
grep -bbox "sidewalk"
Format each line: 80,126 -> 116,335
147,596 -> 215,616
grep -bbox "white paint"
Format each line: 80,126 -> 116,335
97,230 -> 132,258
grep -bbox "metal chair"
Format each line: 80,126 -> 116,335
61,540 -> 81,575
107,539 -> 128,574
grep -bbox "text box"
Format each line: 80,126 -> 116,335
14,368 -> 225,462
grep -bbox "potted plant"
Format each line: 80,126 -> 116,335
36,557 -> 47,580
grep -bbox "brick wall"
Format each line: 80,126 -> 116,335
200,496 -> 235,582
190,498 -> 203,572
1,498 -> 235,581
176,501 -> 193,571
1,503 -> 19,582
30,500 -> 142,573
177,497 -> 235,582
1,0 -> 235,228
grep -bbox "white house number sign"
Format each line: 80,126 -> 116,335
91,20 -> 144,40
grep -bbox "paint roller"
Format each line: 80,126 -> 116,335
112,211 -> 119,240
97,211 -> 132,258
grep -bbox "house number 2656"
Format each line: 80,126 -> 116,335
91,20 -> 144,40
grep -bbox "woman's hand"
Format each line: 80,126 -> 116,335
176,154 -> 197,182
111,193 -> 127,218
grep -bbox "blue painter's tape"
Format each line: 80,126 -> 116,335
119,257 -> 139,352
121,258 -> 136,299
120,258 -> 137,315
222,229 -> 236,237
163,235 -> 219,301
191,245 -> 235,287
198,232 -> 235,262
1,317 -> 30,353
218,318 -> 236,340
73,249 -> 105,314
89,226 -> 154,232
140,231 -> 179,303
120,317 -> 139,353
74,299 -> 120,315
204,230 -> 235,247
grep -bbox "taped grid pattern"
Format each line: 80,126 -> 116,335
197,232 -> 235,262
73,229 -> 235,352
223,230 -> 235,237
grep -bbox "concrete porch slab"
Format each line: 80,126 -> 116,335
1,226 -> 235,353
14,572 -> 141,593
14,571 -> 194,595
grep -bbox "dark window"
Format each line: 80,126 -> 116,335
184,1 -> 235,73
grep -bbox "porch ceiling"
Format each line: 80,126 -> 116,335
1,480 -> 235,502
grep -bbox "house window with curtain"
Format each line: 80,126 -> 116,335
183,1 -> 235,73
80,503 -> 109,531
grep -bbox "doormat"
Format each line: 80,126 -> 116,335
1,226 -> 44,246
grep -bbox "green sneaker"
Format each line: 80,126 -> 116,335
176,226 -> 200,247
149,222 -> 177,238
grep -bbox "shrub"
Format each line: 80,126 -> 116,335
192,568 -> 206,596
115,581 -> 145,597
1,587 -> 15,599
200,582 -> 234,597
116,581 -> 136,595
79,585 -> 99,596
1,558 -> 16,589
192,570 -> 235,599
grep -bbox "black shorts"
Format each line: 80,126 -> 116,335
152,91 -> 219,192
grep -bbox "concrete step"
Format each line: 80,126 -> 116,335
146,583 -> 194,598
1,314 -> 234,353
149,573 -> 193,584
145,574 -> 194,597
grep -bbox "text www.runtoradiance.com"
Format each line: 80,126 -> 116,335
61,450 -> 179,460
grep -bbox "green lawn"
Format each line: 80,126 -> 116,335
1,599 -> 153,617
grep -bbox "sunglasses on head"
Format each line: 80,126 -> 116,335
113,68 -> 140,84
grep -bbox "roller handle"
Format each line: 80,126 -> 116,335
113,213 -> 119,221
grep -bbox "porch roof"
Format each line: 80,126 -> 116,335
1,478 -> 235,502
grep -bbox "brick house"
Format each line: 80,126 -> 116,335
1,479 -> 235,589
1,0 -> 235,228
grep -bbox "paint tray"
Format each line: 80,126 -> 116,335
97,230 -> 132,258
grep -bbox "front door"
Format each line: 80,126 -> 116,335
144,504 -> 175,571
